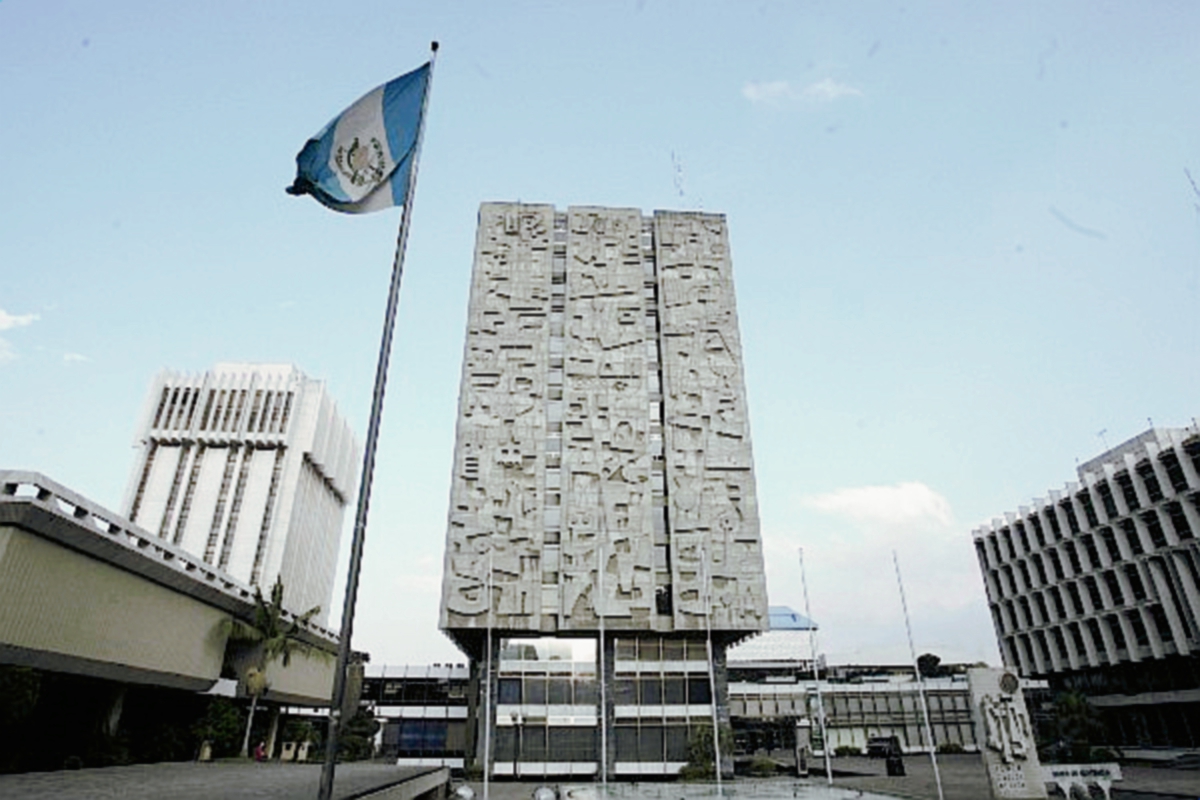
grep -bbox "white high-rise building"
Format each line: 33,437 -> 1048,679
122,363 -> 359,623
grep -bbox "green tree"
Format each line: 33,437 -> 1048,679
338,710 -> 380,762
221,577 -> 325,758
191,698 -> 244,758
1051,691 -> 1104,762
917,653 -> 943,679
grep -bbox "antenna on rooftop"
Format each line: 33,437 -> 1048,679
671,150 -> 686,200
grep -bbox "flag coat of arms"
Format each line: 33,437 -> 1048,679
287,63 -> 431,214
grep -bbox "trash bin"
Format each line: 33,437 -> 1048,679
885,748 -> 906,777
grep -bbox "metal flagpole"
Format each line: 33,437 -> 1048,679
798,547 -> 833,786
317,42 -> 439,800
702,544 -> 722,796
893,550 -> 945,800
597,537 -> 607,793
483,548 -> 493,800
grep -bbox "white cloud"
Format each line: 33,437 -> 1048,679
742,80 -> 795,104
762,481 -> 999,665
0,309 -> 39,331
801,78 -> 864,102
63,352 -> 90,363
802,481 -> 953,528
743,78 -> 864,106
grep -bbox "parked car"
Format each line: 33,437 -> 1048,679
867,736 -> 901,758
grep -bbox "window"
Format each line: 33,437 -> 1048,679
1031,554 -> 1048,584
1015,522 -> 1031,553
1018,597 -> 1033,627
1160,450 -> 1190,493
1001,528 -> 1015,560
1099,527 -> 1121,562
1076,493 -> 1099,528
1029,515 -> 1046,548
687,676 -> 712,704
1063,542 -> 1083,574
1096,482 -> 1119,519
1049,587 -> 1067,618
498,678 -> 521,705
1115,472 -> 1140,511
1137,459 -> 1164,503
1047,507 -> 1063,537
1148,605 -> 1174,644
1120,519 -> 1144,555
1165,502 -> 1194,540
1106,615 -> 1127,650
1048,551 -> 1066,580
1066,583 -> 1085,616
1127,611 -> 1151,647
1141,511 -> 1168,549
1084,576 -> 1103,610
1018,561 -> 1032,590
1103,571 -> 1124,606
1034,593 -> 1049,624
1080,535 -> 1101,569
1124,565 -> 1147,601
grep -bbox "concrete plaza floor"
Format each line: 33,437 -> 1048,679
0,761 -> 440,800
459,755 -> 1200,800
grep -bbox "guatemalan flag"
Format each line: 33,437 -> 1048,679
287,63 -> 431,214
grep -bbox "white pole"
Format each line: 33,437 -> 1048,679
483,548 -> 493,800
798,547 -> 833,786
702,544 -> 722,796
598,537 -> 607,792
893,550 -> 944,800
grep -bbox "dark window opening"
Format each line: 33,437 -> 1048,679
1015,522 -> 1031,553
1030,515 -> 1046,548
1032,554 -> 1048,584
1127,611 -> 1151,648
1160,450 -> 1189,494
1081,535 -> 1101,569
1115,472 -> 1140,511
1121,519 -> 1145,555
1148,605 -> 1174,644
1049,551 -> 1066,580
1141,511 -> 1168,549
1064,542 -> 1083,574
1049,587 -> 1067,618
1066,582 -> 1086,616
1001,528 -> 1015,560
1137,459 -> 1164,503
1084,576 -> 1103,610
1125,565 -> 1147,601
1076,493 -> 1099,528
1104,571 -> 1124,606
1097,481 -> 1120,519
1099,527 -> 1121,562
1034,593 -> 1049,623
1166,502 -> 1193,540
1047,507 -> 1063,537
1106,615 -> 1127,650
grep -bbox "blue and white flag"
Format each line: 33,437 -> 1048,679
287,63 -> 431,214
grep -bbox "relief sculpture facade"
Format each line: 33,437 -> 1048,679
441,203 -> 766,642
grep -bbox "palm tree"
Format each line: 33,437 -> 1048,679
221,577 -> 324,758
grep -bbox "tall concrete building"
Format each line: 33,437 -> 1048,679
123,363 -> 359,624
973,425 -> 1200,749
439,203 -> 768,777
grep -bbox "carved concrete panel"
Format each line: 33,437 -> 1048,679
560,207 -> 656,629
441,203 -> 553,631
442,204 -> 766,641
655,211 -> 766,630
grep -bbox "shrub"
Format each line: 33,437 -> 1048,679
834,745 -> 861,757
748,755 -> 776,776
937,742 -> 965,755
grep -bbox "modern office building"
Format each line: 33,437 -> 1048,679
123,363 -> 359,623
973,425 -> 1200,749
438,203 -> 769,777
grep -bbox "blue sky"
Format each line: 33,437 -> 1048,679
2,1 -> 1198,666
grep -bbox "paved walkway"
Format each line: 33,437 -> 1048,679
457,756 -> 1200,800
825,754 -> 1200,800
0,761 -> 440,800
